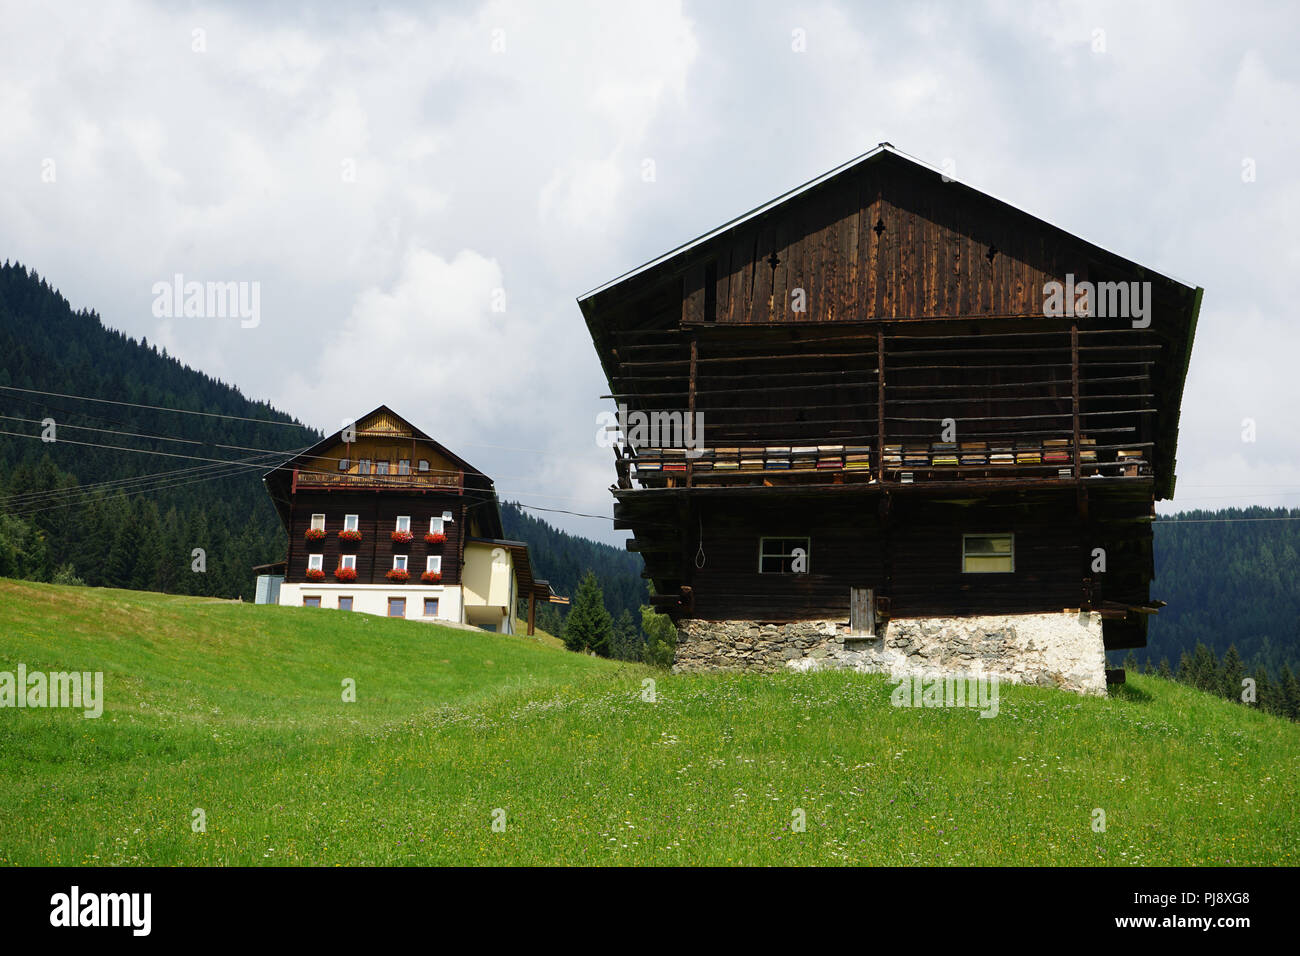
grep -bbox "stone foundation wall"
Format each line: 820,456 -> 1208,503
673,612 -> 1107,695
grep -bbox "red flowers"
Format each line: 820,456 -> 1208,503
424,532 -> 446,545
304,528 -> 327,542
420,571 -> 442,583
391,530 -> 414,544
334,566 -> 358,582
339,529 -> 362,543
386,568 -> 410,582
304,568 -> 326,581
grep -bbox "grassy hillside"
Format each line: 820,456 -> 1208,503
1,580 -> 1296,866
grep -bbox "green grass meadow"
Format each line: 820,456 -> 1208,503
1,579 -> 1296,865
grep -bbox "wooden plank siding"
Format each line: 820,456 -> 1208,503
286,491 -> 463,585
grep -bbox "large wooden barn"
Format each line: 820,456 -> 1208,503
579,145 -> 1202,693
259,406 -> 558,634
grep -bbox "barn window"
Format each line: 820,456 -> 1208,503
376,460 -> 390,476
962,533 -> 1014,573
340,554 -> 357,571
423,598 -> 439,617
358,459 -> 371,475
395,515 -> 411,533
393,555 -> 408,571
343,514 -> 359,532
338,457 -> 349,471
398,459 -> 411,475
303,596 -> 321,608
418,460 -> 429,472
426,555 -> 442,575
759,537 -> 810,574
310,513 -> 325,531
387,597 -> 406,618
429,515 -> 444,535
307,554 -> 323,571
338,596 -> 353,611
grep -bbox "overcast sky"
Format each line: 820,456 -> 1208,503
2,0 -> 1297,542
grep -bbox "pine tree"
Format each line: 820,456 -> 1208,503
1157,658 -> 1173,680
563,571 -> 612,656
1219,645 -> 1245,703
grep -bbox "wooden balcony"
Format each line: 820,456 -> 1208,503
292,468 -> 463,493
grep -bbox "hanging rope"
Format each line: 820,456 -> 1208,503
695,511 -> 706,568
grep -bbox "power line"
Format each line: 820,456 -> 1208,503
0,384 -> 315,430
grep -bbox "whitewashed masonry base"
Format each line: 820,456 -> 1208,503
673,611 -> 1107,695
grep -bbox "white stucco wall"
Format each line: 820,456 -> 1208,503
278,582 -> 464,622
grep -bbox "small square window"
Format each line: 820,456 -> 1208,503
340,554 -> 357,570
377,461 -> 390,476
310,514 -> 325,531
303,596 -> 321,608
307,554 -> 324,571
426,555 -> 442,574
418,460 -> 429,472
338,596 -> 353,611
358,459 -> 371,475
423,598 -> 439,617
388,597 -> 406,618
759,537 -> 810,574
344,514 -> 359,531
393,555 -> 408,571
338,457 -> 349,472
962,533 -> 1014,573
395,515 -> 411,533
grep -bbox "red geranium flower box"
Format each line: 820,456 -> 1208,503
304,528 -> 327,542
386,568 -> 410,582
424,532 -> 446,545
304,568 -> 326,581
420,571 -> 442,583
338,529 -> 362,543
334,566 -> 358,582
391,530 -> 414,544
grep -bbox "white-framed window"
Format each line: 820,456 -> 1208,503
398,459 -> 410,475
759,537 -> 810,574
340,554 -> 357,570
344,514 -> 359,531
310,513 -> 325,531
393,555 -> 408,571
307,554 -> 324,571
418,460 -> 429,473
962,533 -> 1014,573
426,555 -> 442,575
358,459 -> 371,475
429,515 -> 444,535
395,515 -> 411,533
338,457 -> 349,472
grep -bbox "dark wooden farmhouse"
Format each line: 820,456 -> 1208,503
259,406 -> 559,634
578,145 -> 1202,693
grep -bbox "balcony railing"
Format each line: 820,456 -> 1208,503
292,468 -> 463,492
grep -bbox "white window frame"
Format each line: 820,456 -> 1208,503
961,533 -> 1015,574
758,536 -> 810,574
307,554 -> 324,571
429,516 -> 444,535
393,554 -> 408,571
310,513 -> 325,531
395,515 -> 411,533
343,514 -> 359,532
340,554 -> 357,570
426,555 -> 442,575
